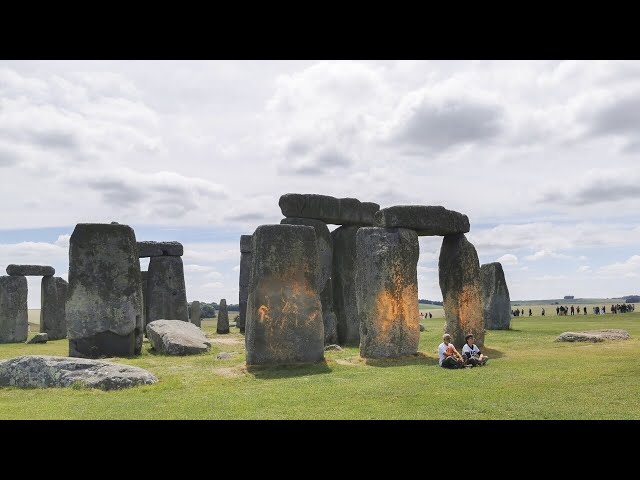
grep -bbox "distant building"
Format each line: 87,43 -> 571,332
564,295 -> 574,300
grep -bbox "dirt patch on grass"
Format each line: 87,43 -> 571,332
208,336 -> 244,346
213,366 -> 246,378
334,357 -> 365,367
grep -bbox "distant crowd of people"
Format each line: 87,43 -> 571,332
511,304 -> 635,317
420,312 -> 433,318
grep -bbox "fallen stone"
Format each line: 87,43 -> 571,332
419,324 -> 425,332
439,233 -> 485,350
279,193 -> 380,226
480,262 -> 511,330
0,355 -> 157,390
26,333 -> 48,344
6,264 -> 55,276
146,320 -> 211,355
216,352 -> 232,359
374,205 -> 470,236
324,344 -> 343,351
137,241 -> 184,257
356,227 -> 420,358
556,329 -> 630,342
0,275 -> 28,344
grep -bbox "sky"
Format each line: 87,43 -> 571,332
1,60 -> 640,307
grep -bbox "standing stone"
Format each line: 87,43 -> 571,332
217,299 -> 229,334
40,276 -> 68,340
0,276 -> 28,343
332,225 -> 360,346
281,217 -> 337,344
238,234 -> 253,334
279,193 -> 380,226
245,224 -> 324,365
141,271 -> 148,329
190,301 -> 202,328
356,228 -> 420,358
480,262 -> 511,330
438,234 -> 485,349
66,223 -> 143,358
146,256 -> 189,323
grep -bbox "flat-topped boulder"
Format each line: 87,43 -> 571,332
556,329 -> 631,342
146,320 -> 211,355
279,193 -> 380,226
26,333 -> 48,344
0,355 -> 157,390
374,206 -> 470,236
6,264 -> 55,276
137,241 -> 184,257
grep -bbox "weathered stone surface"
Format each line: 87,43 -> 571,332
556,329 -> 631,342
332,226 -> 360,346
217,352 -> 232,359
137,241 -> 184,257
40,276 -> 68,340
26,333 -> 48,344
146,320 -> 211,355
147,256 -> 188,324
282,217 -> 337,344
480,262 -> 511,330
240,234 -> 253,254
374,205 -> 470,236
279,193 -> 380,226
419,324 -> 425,332
190,301 -> 201,327
238,235 -> 253,333
66,223 -> 143,358
0,275 -> 28,344
6,264 -> 55,276
0,355 -> 157,390
356,228 -> 420,358
246,224 -> 324,365
217,299 -> 229,334
439,234 -> 485,349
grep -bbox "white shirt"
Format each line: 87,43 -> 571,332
462,343 -> 480,357
438,342 -> 451,366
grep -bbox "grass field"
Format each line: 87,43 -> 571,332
3,308 -> 639,419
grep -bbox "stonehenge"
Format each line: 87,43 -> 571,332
66,223 -> 143,358
480,262 -> 511,330
217,299 -> 229,334
245,224 -> 324,365
234,193 -> 493,363
137,241 -> 184,257
1,265 -> 65,343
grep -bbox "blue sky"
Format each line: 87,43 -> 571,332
2,60 -> 640,307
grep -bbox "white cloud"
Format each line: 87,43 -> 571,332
597,255 -> 640,278
577,265 -> 591,273
525,250 -> 573,261
496,253 -> 518,266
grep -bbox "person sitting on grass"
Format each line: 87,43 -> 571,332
438,333 -> 465,369
462,334 -> 488,367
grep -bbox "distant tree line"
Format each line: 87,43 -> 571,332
625,295 -> 640,303
188,301 -> 240,318
418,299 -> 443,306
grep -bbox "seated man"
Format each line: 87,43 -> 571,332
462,334 -> 488,367
438,333 -> 465,369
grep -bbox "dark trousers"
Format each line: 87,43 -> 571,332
441,356 -> 464,369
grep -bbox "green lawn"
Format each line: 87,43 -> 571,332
1,313 -> 639,419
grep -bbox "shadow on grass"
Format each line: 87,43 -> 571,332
246,360 -> 332,379
480,347 -> 505,359
363,352 -> 439,368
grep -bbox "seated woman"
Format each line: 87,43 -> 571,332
462,334 -> 488,367
438,333 -> 465,369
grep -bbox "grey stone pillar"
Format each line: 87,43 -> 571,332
238,234 -> 252,334
0,275 -> 28,343
217,299 -> 229,334
480,262 -> 511,330
146,256 -> 188,323
190,300 -> 201,328
332,225 -> 360,346
40,276 -> 68,340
